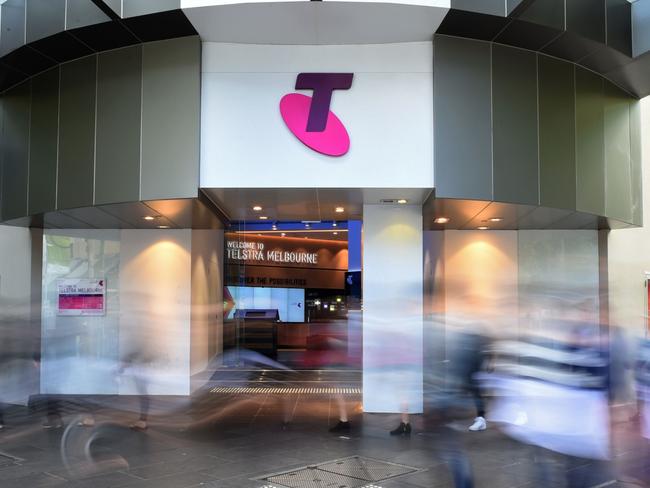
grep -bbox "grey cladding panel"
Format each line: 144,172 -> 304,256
26,0 -> 65,43
607,0 -> 632,56
65,0 -> 110,30
630,100 -> 642,226
633,0 -> 650,57
575,68 -> 605,216
1,0 -> 26,56
519,0 -> 564,30
566,0 -> 606,44
434,36 -> 492,201
123,0 -> 181,18
450,0 -> 505,16
492,45 -> 539,205
57,56 -> 96,210
1,81 -> 30,221
141,36 -> 200,200
604,82 -> 632,223
29,68 -> 59,215
538,56 -> 576,210
95,46 -> 142,205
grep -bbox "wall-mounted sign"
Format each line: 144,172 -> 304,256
57,278 -> 106,316
280,73 -> 353,157
225,233 -> 347,270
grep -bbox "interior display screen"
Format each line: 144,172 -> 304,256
226,286 -> 305,322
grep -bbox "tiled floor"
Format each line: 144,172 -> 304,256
0,374 -> 648,488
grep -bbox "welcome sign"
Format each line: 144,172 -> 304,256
57,278 -> 106,316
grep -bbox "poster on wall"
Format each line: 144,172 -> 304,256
57,278 -> 106,316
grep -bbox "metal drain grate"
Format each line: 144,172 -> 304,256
259,456 -> 420,488
268,466 -> 367,488
210,387 -> 362,395
318,457 -> 417,482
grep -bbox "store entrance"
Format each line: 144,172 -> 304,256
222,220 -> 362,373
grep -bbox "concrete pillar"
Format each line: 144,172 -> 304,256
362,204 -> 423,413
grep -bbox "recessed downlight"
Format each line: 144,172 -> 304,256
397,199 -> 408,204
477,226 -> 489,230
158,225 -> 170,229
488,217 -> 503,222
253,206 -> 263,212
434,217 -> 450,224
333,231 -> 338,235
143,216 -> 156,221
335,207 -> 345,213
281,233 -> 286,237
259,216 -> 268,220
332,222 -> 337,227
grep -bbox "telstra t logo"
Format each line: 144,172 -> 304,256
280,73 -> 353,157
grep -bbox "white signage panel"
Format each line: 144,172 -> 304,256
200,42 -> 434,189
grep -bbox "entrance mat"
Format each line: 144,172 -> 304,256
210,386 -> 361,395
257,456 -> 420,488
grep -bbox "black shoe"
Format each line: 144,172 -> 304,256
329,420 -> 351,433
390,422 -> 411,436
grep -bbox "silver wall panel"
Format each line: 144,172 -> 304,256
1,81 -> 30,221
95,46 -> 142,205
141,36 -> 199,201
434,35 -> 492,201
28,67 -> 59,215
57,56 -> 96,210
26,0 -> 65,44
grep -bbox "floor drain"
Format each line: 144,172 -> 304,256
258,456 -> 419,488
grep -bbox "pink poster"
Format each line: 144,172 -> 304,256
57,279 -> 106,316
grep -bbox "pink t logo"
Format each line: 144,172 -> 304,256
280,73 -> 354,157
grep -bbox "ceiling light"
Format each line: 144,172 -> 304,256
272,225 -> 277,230
397,199 -> 408,204
335,207 -> 345,213
259,216 -> 268,220
253,206 -> 263,212
434,217 -> 450,224
157,225 -> 170,229
305,223 -> 310,229
143,216 -> 156,221
488,217 -> 503,222
281,233 -> 286,237
477,226 -> 489,230
332,222 -> 337,227
333,232 -> 338,235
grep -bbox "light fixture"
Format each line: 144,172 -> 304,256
333,231 -> 338,235
488,217 -> 503,222
397,199 -> 408,204
336,297 -> 342,303
335,207 -> 345,213
272,224 -> 277,230
305,223 -> 310,229
477,226 -> 489,230
253,205 -> 263,212
281,233 -> 286,237
332,222 -> 337,227
434,217 -> 450,224
259,216 -> 268,220
143,216 -> 156,221
157,225 -> 170,229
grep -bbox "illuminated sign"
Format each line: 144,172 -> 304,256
280,73 -> 353,157
226,239 -> 318,265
